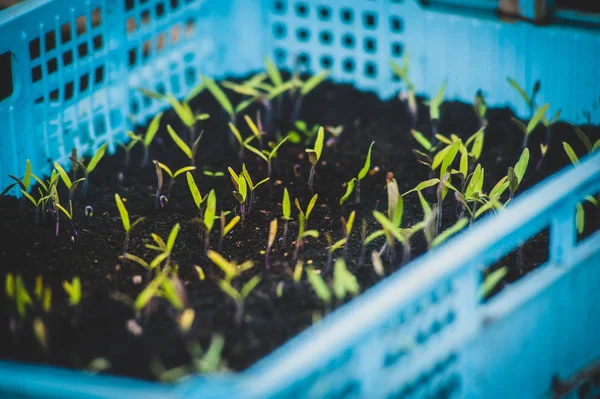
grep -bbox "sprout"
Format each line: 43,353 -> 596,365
115,193 -> 145,255
68,142 -> 107,195
292,70 -> 329,121
333,258 -> 359,301
63,277 -> 82,306
506,77 -> 541,119
244,135 -> 290,183
56,200 -> 78,237
192,190 -> 216,255
186,171 -> 207,218
266,219 -> 277,268
306,267 -> 331,307
480,266 -> 508,299
294,194 -> 318,230
281,188 -> 292,246
293,260 -> 303,283
473,90 -> 488,129
203,170 -> 225,178
216,276 -> 261,326
33,318 -> 47,351
54,162 -> 86,203
228,169 -> 248,224
305,126 -> 324,193
154,160 -> 196,201
218,211 -> 240,253
293,195 -> 319,260
118,132 -> 140,167
166,125 -> 203,166
241,164 -> 269,213
85,206 -> 93,217
164,93 -> 204,145
340,141 -> 374,205
21,189 -> 51,223
134,273 -> 183,312
390,54 -> 417,128
141,112 -> 163,167
327,211 -> 355,268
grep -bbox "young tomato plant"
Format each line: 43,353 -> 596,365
339,141 -> 374,205
153,160 -> 196,206
68,143 -> 107,195
114,193 -> 145,255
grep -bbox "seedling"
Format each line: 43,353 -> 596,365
63,277 -> 81,306
56,199 -> 78,237
192,190 -> 216,254
115,193 -> 145,255
507,77 -> 541,119
295,194 -> 318,230
288,120 -> 321,145
265,219 -> 278,268
390,54 -> 418,128
54,162 -> 86,203
292,70 -> 329,121
216,276 -> 261,326
218,211 -> 240,252
327,211 -> 355,267
8,275 -> 33,318
68,143 -> 107,195
229,164 -> 268,216
480,266 -> 508,299
154,160 -> 196,204
141,223 -> 181,269
228,170 -> 248,224
134,272 -> 183,312
118,132 -> 140,167
281,188 -> 292,245
293,195 -> 319,259
165,93 -> 208,146
21,189 -> 51,223
141,112 -> 163,167
166,125 -> 203,166
305,126 -> 325,193
207,250 -> 254,283
473,90 -> 488,129
186,171 -> 207,218
511,102 -> 550,149
333,258 -> 359,301
229,122 -> 256,159
190,334 -> 227,373
203,170 -> 225,178
1,159 -> 32,204
427,81 -> 446,141
306,267 -> 331,307
244,135 -> 290,182
340,141 -> 374,205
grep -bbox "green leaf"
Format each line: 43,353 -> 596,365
54,162 -> 72,190
223,215 -> 240,237
459,145 -> 469,179
202,76 -> 234,118
306,267 -> 331,304
301,70 -> 329,96
245,143 -> 268,162
241,275 -> 261,299
563,142 -> 579,165
417,191 -> 431,216
480,266 -> 507,298
184,82 -> 205,104
244,115 -> 261,139
431,218 -> 468,247
5,273 -> 14,299
282,188 -> 291,219
166,94 -> 195,128
63,277 -> 81,306
235,97 -> 257,114
264,56 -> 283,87
313,126 -> 325,162
173,166 -> 196,178
333,258 -> 359,300
440,140 -> 461,179
372,211 -> 404,244
115,193 -> 130,232
268,135 -> 290,161
569,124 -> 591,152
576,202 -> 584,234
411,130 -> 432,152
167,125 -> 192,159
144,112 -> 163,148
122,253 -> 150,269
403,179 -> 441,196
508,167 -> 518,198
136,87 -> 164,100
187,172 -> 202,209
506,77 -> 531,107
241,164 -> 254,190
207,250 -> 237,281
166,223 -> 180,252
21,190 -> 37,206
56,203 -> 72,220
364,230 -> 385,245
23,159 -> 32,191
489,176 -> 509,199
514,147 -> 530,184
358,141 -> 375,181
31,174 -> 48,193
149,252 -> 170,269
216,280 -> 241,302
134,274 -> 165,310
204,190 -> 216,233
526,103 -> 549,136
339,178 -> 356,206
469,129 -> 484,160
16,276 -> 32,317
87,143 -> 108,173
199,335 -> 225,373
161,278 -> 183,310
429,81 -> 446,120
306,194 -> 318,220
222,81 -> 262,97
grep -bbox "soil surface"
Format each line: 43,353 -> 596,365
0,77 -> 598,381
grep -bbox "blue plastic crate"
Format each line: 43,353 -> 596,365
0,0 -> 599,398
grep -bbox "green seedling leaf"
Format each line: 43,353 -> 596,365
149,252 -> 170,269
196,113 -> 210,121
411,130 -> 432,152
5,273 -> 14,299
293,260 -> 303,283
480,266 -> 508,298
144,113 -> 163,148
440,140 -> 461,179
514,147 -> 530,184
173,166 -> 196,178
429,81 -> 446,120
563,142 -> 579,165
489,176 -> 509,199
526,103 -> 549,136
372,211 -> 404,244
135,274 -> 165,310
364,230 -> 385,245
358,141 -> 375,181
204,190 -> 216,233
508,167 -> 518,198
122,253 -> 150,269
593,139 -> 600,152
184,82 -> 205,103
56,203 -> 72,220
166,94 -> 195,128
167,125 -> 192,159
306,194 -> 318,220
223,215 -> 240,237
469,129 -> 484,160
301,70 -> 329,96
333,258 -> 359,300
54,162 -> 72,190
87,143 -> 108,173
339,178 -> 356,206
431,218 -> 468,247
506,77 -> 531,107
222,81 -> 262,97
282,188 -> 291,220
63,277 -> 81,306
265,56 -> 283,87
403,179 -> 441,196
202,76 -> 234,118
217,280 -> 241,302
207,250 -> 238,281
195,265 -> 205,281
199,335 -> 226,373
306,267 -> 331,304
245,143 -> 268,162
23,159 -> 32,190
329,238 -> 347,254
576,202 -> 585,234
244,115 -> 261,140
570,123 -> 591,152
115,193 -> 130,232
241,276 -> 261,299
459,145 -> 469,179
161,278 -> 183,311
268,135 -> 290,161
229,123 -> 244,145
187,172 -> 202,208
166,223 -> 180,253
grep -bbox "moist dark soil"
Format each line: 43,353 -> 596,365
0,77 -> 598,381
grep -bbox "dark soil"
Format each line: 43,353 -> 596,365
0,77 -> 598,381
